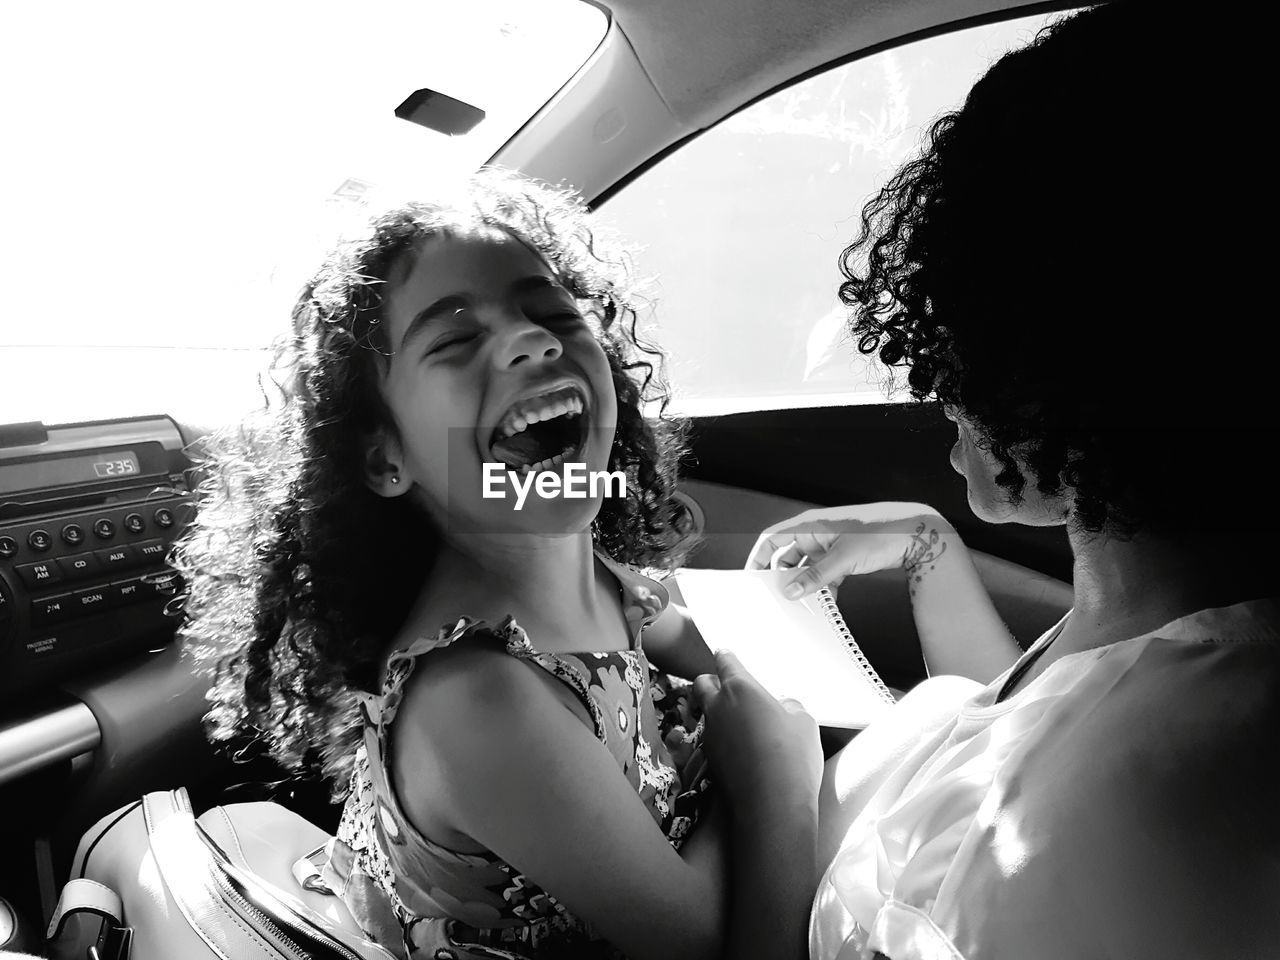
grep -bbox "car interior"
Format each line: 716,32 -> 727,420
0,0 -> 1080,953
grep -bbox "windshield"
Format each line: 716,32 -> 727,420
0,0 -> 605,426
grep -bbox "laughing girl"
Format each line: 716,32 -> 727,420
173,170 -> 817,960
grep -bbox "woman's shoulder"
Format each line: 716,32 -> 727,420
1105,630 -> 1277,793
943,624 -> 1280,954
1010,620 -> 1278,861
1039,621 -> 1278,794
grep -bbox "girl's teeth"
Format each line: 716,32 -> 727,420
499,390 -> 586,435
521,454 -> 568,474
510,449 -> 578,479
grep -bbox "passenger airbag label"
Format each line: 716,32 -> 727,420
26,636 -> 57,656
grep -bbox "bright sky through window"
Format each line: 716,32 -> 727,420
0,1 -> 604,423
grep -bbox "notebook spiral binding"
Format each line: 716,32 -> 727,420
815,587 -> 897,704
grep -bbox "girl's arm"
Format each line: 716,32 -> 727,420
396,645 -> 727,960
641,576 -> 717,680
692,651 -> 823,960
747,503 -> 1022,684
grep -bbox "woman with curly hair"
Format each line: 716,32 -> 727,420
172,169 -> 812,960
693,3 -> 1278,958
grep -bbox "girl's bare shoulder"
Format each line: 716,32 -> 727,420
391,631 -> 564,757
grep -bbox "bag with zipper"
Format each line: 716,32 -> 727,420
45,787 -> 399,960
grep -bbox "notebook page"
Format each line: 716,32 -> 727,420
676,568 -> 894,729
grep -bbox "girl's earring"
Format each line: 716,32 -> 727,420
390,474 -> 400,485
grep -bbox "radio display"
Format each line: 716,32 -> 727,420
92,455 -> 139,478
0,450 -> 141,494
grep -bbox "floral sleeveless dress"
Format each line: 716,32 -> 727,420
318,558 -> 711,960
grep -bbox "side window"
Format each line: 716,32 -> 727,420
603,13 -> 1067,415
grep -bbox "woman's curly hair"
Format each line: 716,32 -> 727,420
839,2 -> 1263,540
172,168 -> 697,793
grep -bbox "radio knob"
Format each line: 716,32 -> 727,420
61,523 -> 85,546
27,530 -> 52,552
153,507 -> 175,529
123,513 -> 145,535
93,518 -> 116,540
0,536 -> 16,559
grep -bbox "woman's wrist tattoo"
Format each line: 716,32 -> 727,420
903,522 -> 947,595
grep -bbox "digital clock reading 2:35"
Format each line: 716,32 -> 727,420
93,454 -> 140,478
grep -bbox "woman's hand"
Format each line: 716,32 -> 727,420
692,650 -> 822,810
747,503 -> 1022,683
746,502 -> 954,599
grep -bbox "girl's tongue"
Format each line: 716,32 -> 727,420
491,412 -> 582,470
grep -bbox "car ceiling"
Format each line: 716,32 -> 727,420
500,0 -> 1066,200
603,0 -> 1046,128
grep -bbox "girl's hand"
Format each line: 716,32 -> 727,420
745,502 -> 955,600
693,651 -> 820,960
692,651 -> 822,806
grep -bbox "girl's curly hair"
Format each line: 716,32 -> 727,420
172,169 -> 698,793
839,3 -> 1263,540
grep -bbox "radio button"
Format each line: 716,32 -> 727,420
31,593 -> 73,624
112,576 -> 145,604
61,523 -> 86,546
112,572 -> 181,603
71,585 -> 114,615
140,570 -> 182,596
0,536 -> 17,559
58,552 -> 99,579
133,539 -> 169,564
94,545 -> 137,569
28,529 -> 53,552
123,513 -> 145,535
16,560 -> 63,589
153,507 -> 175,529
93,518 -> 116,540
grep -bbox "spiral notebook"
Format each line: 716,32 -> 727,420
675,568 -> 896,729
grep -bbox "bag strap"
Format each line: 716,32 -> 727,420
45,878 -> 123,941
143,788 -> 289,960
145,789 -> 370,960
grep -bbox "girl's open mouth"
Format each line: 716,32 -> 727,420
488,384 -> 589,473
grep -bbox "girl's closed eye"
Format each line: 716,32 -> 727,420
536,310 -> 592,335
424,328 -> 480,358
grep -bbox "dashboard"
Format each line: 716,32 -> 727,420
0,416 -> 199,789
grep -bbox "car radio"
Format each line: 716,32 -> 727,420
0,416 -> 197,698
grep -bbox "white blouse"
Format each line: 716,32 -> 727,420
810,598 -> 1280,960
